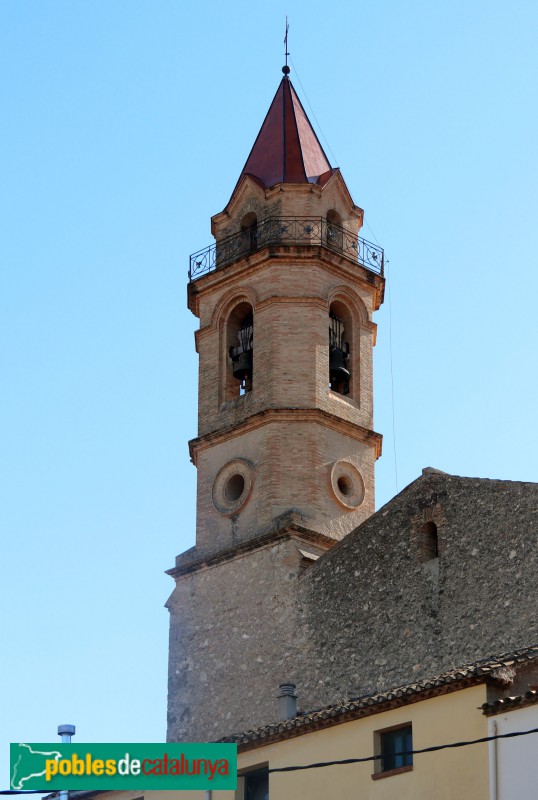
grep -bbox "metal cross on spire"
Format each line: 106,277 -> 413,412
283,16 -> 290,75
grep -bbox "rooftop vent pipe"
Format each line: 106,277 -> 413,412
58,724 -> 75,800
277,683 -> 298,721
58,724 -> 76,742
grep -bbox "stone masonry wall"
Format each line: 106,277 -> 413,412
166,536 -> 308,742
298,471 -> 538,711
167,471 -> 538,742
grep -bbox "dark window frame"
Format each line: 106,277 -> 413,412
372,723 -> 413,780
240,766 -> 269,800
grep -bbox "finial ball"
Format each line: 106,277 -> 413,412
282,65 -> 291,75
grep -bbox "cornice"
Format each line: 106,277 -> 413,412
189,407 -> 382,465
166,522 -> 337,579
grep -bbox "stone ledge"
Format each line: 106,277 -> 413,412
167,511 -> 338,578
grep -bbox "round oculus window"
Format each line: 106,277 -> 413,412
330,461 -> 365,509
212,459 -> 253,515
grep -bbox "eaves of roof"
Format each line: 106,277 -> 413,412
482,689 -> 538,716
222,645 -> 538,750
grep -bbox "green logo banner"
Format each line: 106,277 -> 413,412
10,743 -> 237,790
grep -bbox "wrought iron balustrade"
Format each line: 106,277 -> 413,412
189,216 -> 384,280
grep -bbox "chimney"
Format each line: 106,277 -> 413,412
277,683 -> 298,721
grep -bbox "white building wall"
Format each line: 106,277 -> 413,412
488,705 -> 538,800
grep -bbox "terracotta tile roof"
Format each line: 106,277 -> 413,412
239,76 -> 332,188
222,645 -> 538,749
482,689 -> 538,715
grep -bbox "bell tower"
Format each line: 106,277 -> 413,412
166,68 -> 385,741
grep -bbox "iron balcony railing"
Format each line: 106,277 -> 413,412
188,216 -> 384,280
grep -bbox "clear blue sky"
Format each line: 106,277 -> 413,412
1,0 -> 537,786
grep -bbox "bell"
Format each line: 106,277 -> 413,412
231,349 -> 253,383
329,347 -> 350,393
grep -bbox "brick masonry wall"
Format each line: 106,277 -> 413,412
188,177 -> 382,557
194,256 -> 377,437
192,420 -> 376,556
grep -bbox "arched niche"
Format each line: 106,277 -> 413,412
420,521 -> 439,561
240,212 -> 258,254
326,209 -> 343,250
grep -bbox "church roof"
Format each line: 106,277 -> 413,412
239,74 -> 333,188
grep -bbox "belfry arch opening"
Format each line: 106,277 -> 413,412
329,300 -> 352,396
226,302 -> 254,398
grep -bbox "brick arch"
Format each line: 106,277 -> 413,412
327,285 -> 370,326
213,289 -> 257,403
326,287 -> 370,401
211,286 -> 258,331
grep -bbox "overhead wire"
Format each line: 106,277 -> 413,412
385,257 -> 399,492
268,725 -> 538,773
3,727 -> 537,790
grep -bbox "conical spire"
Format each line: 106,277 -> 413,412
239,74 -> 333,188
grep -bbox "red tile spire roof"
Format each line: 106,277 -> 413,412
239,74 -> 333,188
